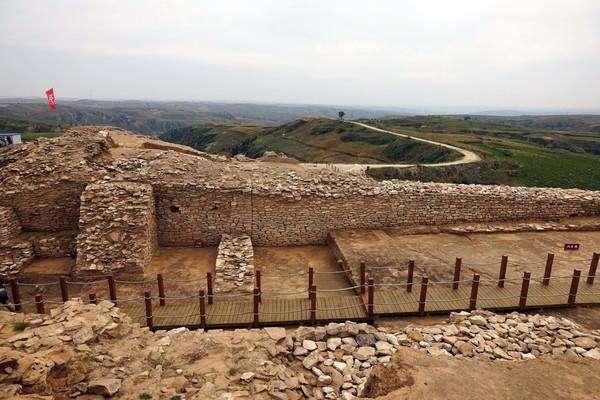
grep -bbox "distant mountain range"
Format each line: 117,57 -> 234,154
0,99 -> 405,135
1,98 -> 598,136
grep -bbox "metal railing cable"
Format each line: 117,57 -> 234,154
315,269 -> 354,275
315,285 -> 361,293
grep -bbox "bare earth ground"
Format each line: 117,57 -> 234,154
11,231 -> 600,324
255,245 -> 352,297
16,247 -> 218,311
14,245 -> 349,310
337,230 -> 600,285
365,347 -> 600,400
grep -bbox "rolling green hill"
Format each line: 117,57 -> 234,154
0,117 -> 63,142
365,116 -> 600,190
160,118 -> 461,164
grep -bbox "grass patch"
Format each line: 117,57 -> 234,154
12,321 -> 30,332
21,132 -> 63,141
370,117 -> 600,190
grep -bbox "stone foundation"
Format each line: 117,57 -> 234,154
214,235 -> 255,293
75,182 -> 157,276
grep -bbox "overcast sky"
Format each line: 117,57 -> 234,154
1,0 -> 599,110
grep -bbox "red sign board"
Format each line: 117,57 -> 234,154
45,88 -> 56,110
564,243 -> 580,251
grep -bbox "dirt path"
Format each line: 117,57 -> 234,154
302,120 -> 481,172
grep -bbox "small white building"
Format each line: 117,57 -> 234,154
0,133 -> 22,147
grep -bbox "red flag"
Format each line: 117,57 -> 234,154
45,88 -> 56,110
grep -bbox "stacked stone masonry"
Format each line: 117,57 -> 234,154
0,206 -> 20,242
0,206 -> 33,275
75,181 -> 157,276
0,127 -> 599,275
214,234 -> 255,294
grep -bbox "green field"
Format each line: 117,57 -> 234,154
160,118 -> 459,164
367,117 -> 600,190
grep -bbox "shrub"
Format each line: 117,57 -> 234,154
12,321 -> 29,332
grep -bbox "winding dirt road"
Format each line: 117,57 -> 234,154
302,120 -> 481,173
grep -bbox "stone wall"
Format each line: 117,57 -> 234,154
75,181 -> 157,276
0,184 -> 85,232
0,206 -> 20,242
152,185 -> 600,247
214,234 -> 255,293
155,187 -> 252,246
249,189 -> 600,246
0,241 -> 34,276
24,231 -> 77,258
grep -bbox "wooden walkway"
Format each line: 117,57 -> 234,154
10,252 -> 600,330
117,278 -> 600,330
121,295 -> 368,329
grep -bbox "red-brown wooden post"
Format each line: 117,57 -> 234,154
367,277 -> 375,319
253,288 -> 259,327
587,252 -> 599,285
310,284 -> 316,325
498,255 -> 508,288
35,294 -> 45,314
9,278 -> 21,312
199,290 -> 206,328
542,253 -> 554,286
157,274 -> 166,306
360,262 -> 366,295
453,258 -> 462,290
308,267 -> 314,299
88,292 -> 97,304
407,260 -> 415,293
59,276 -> 68,302
469,274 -> 480,311
144,291 -> 153,330
418,276 -> 429,316
568,269 -> 581,307
519,272 -> 531,310
206,272 -> 213,305
107,275 -> 117,304
255,270 -> 261,303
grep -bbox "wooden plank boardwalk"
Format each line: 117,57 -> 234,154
117,278 -> 600,330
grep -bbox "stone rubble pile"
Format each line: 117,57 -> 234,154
405,309 -> 600,361
1,299 -> 134,398
274,310 -> 600,399
287,322 -> 396,399
1,302 -> 599,399
5,299 -> 127,355
214,234 -> 255,293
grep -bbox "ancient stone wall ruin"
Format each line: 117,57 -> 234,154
0,206 -> 34,275
214,234 -> 255,293
152,187 -> 600,247
0,206 -> 20,242
75,181 -> 157,276
1,127 -> 600,277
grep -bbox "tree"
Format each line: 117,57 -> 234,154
338,111 -> 345,121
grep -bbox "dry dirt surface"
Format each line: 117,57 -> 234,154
365,346 -> 600,400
